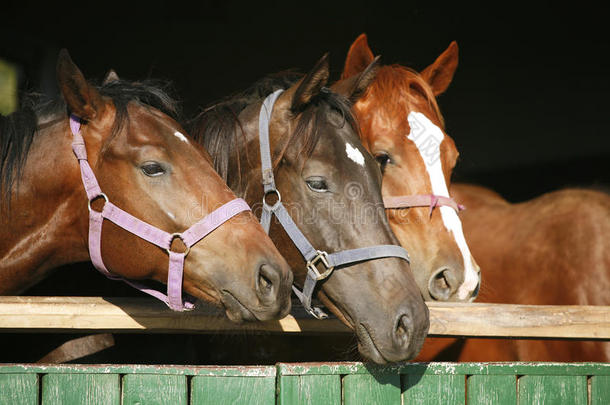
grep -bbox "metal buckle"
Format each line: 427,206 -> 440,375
262,189 -> 282,211
306,250 -> 334,280
166,233 -> 190,257
88,193 -> 109,212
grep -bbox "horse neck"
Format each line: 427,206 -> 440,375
0,117 -> 90,293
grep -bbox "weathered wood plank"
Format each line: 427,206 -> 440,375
122,374 -> 187,405
343,373 -> 401,404
277,362 -> 610,377
190,376 -> 275,405
1,297 -> 609,338
518,375 -> 587,405
277,375 -> 341,405
403,374 -> 465,405
0,373 -> 38,405
591,375 -> 610,405
467,375 -> 516,405
42,373 -> 119,405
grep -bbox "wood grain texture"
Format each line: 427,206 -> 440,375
467,375 -> 516,405
591,375 -> 610,405
42,373 -> 119,405
122,374 -> 187,405
403,374 -> 465,405
190,376 -> 275,405
0,373 -> 38,405
1,297 -> 609,338
518,375 -> 587,405
343,373 -> 401,404
278,375 -> 341,405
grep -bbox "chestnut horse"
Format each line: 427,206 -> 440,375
342,35 -> 610,361
342,34 -> 480,303
0,50 -> 293,322
191,55 -> 429,363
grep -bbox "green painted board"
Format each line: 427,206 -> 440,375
518,375 -> 587,405
467,375 -> 516,405
42,373 -> 119,405
191,376 -> 275,405
343,373 -> 401,404
278,374 -> 341,405
0,373 -> 38,405
122,374 -> 187,405
591,375 -> 610,405
403,374 -> 465,405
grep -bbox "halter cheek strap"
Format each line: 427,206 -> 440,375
258,90 -> 411,319
70,115 -> 250,311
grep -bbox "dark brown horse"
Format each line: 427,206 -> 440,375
0,51 -> 293,322
342,34 -> 610,361
191,55 -> 429,363
342,34 -> 480,303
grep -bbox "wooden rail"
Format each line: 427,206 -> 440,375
0,297 -> 609,339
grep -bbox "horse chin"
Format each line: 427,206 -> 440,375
220,290 -> 257,323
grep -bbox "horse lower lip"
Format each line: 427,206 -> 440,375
356,323 -> 389,364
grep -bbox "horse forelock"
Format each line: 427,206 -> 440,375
192,72 -> 359,185
362,65 -> 445,133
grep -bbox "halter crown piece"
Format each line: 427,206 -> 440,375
70,114 -> 250,311
258,90 -> 411,319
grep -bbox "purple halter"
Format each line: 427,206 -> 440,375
69,115 -> 250,311
383,194 -> 465,217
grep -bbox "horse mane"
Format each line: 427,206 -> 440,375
190,71 -> 358,185
0,79 -> 180,207
370,64 -> 445,128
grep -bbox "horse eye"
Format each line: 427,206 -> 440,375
306,177 -> 329,193
140,162 -> 166,177
375,153 -> 391,173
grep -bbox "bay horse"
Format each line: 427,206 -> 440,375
342,34 -> 480,303
0,50 -> 293,323
191,55 -> 429,363
342,35 -> 610,361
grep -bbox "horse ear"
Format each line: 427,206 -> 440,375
102,69 -> 120,85
291,53 -> 330,111
341,33 -> 375,80
332,55 -> 380,104
420,41 -> 459,96
56,49 -> 103,121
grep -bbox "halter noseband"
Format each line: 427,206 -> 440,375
383,194 -> 465,217
258,90 -> 411,319
70,115 -> 250,311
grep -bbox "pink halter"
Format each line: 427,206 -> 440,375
70,115 -> 250,311
383,194 -> 465,217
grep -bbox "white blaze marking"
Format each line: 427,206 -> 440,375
174,131 -> 189,143
407,112 -> 479,300
346,142 -> 365,166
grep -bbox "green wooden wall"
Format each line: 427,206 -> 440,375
0,362 -> 608,404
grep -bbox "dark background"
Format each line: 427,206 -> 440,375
2,0 -> 608,201
1,0 -> 608,364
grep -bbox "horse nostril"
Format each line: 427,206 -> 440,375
428,268 -> 458,301
257,263 -> 278,300
394,314 -> 412,348
472,278 -> 481,298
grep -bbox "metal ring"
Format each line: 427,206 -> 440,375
262,189 -> 282,211
87,193 -> 109,212
166,233 -> 190,257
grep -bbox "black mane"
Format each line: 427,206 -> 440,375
0,79 -> 180,207
190,71 -> 358,184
